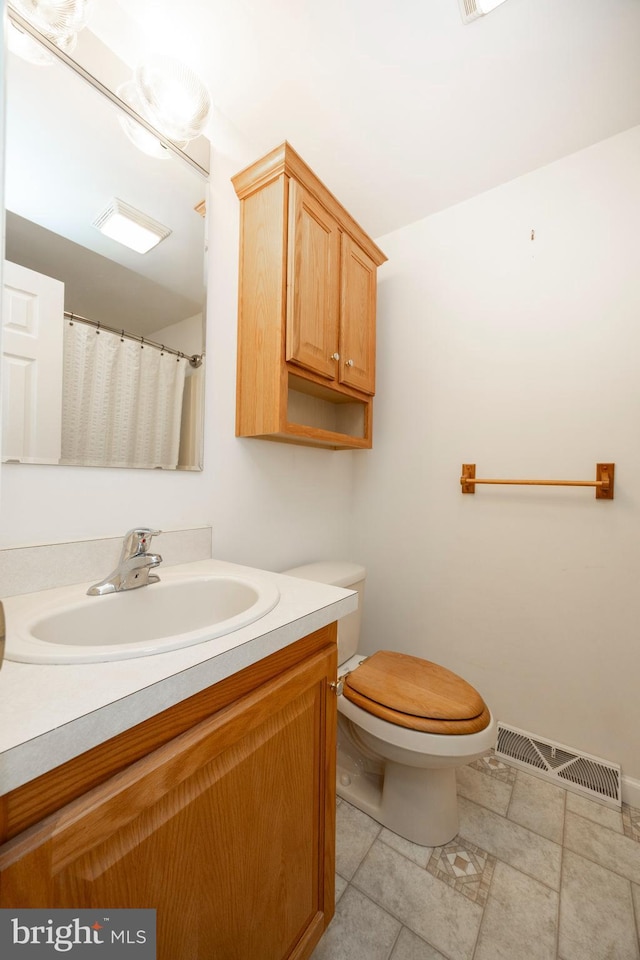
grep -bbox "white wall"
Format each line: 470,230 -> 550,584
149,313 -> 203,357
355,126 -> 640,785
0,121 -> 355,573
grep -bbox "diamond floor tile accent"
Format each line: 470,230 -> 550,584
426,836 -> 496,905
470,752 -> 517,785
622,804 -> 640,843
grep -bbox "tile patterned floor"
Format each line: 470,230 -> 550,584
311,756 -> 640,960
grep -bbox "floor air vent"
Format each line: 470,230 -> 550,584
496,723 -> 621,808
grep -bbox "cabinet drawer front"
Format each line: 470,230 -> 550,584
340,235 -> 377,395
286,181 -> 340,380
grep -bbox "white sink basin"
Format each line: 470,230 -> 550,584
5,572 -> 280,664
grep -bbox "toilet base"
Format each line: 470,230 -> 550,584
336,752 -> 460,846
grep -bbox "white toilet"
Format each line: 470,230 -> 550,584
283,561 -> 496,846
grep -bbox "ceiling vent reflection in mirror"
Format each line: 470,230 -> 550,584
458,0 -> 510,23
93,199 -> 172,255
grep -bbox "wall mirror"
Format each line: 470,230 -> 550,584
2,23 -> 208,470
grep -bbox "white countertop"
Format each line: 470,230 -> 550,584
0,558 -> 356,794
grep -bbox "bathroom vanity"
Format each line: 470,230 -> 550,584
0,560 -> 355,960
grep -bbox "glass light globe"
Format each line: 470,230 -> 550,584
117,80 -> 188,160
134,55 -> 211,142
7,18 -> 76,65
9,0 -> 93,35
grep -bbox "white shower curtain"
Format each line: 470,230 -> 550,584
61,322 -> 187,469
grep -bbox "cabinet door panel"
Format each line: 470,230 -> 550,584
0,648 -> 337,960
286,181 -> 340,380
340,235 -> 377,395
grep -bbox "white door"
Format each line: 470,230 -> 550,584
2,260 -> 64,463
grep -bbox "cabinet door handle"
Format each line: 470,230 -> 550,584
330,352 -> 340,361
345,359 -> 354,367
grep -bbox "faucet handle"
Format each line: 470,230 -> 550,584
120,528 -> 162,560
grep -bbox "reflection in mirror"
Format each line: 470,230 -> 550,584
2,36 -> 208,470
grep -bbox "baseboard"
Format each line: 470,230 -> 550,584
622,775 -> 640,809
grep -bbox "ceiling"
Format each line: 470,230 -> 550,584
88,0 -> 640,240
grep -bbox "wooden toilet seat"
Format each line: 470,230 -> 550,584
343,650 -> 491,735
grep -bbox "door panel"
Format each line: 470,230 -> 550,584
339,237 -> 376,395
2,260 -> 64,462
286,182 -> 340,380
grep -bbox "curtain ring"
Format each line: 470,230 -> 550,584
177,351 -> 184,362
160,344 -> 165,356
69,312 -> 74,326
140,336 -> 145,349
120,329 -> 125,342
96,321 -> 101,335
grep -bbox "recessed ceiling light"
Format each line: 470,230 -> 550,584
92,198 -> 171,254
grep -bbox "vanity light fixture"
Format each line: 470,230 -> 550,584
92,199 -> 172,254
117,55 -> 211,159
7,19 -> 75,64
458,0 -> 510,23
7,0 -> 93,64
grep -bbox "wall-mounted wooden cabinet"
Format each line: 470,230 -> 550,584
0,628 -> 338,960
233,143 -> 386,450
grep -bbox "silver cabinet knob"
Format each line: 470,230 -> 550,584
330,352 -> 340,361
345,359 -> 354,367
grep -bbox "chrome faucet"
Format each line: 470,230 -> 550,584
87,528 -> 163,596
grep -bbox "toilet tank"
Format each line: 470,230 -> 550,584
281,561 -> 365,666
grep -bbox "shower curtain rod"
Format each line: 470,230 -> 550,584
64,311 -> 203,368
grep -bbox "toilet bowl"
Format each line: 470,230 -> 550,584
282,562 -> 496,846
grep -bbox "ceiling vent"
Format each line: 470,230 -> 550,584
458,0 -> 510,24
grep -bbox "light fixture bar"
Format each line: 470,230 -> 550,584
93,199 -> 171,254
6,6 -> 209,178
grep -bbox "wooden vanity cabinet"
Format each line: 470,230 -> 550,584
0,627 -> 338,960
233,142 -> 386,450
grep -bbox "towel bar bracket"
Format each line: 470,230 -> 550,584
596,462 -> 615,500
461,463 -> 477,494
460,463 -> 615,500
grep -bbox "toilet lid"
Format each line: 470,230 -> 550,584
343,650 -> 491,735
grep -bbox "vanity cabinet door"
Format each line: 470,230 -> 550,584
0,646 -> 337,960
